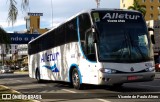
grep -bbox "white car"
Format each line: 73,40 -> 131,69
0,66 -> 14,73
20,66 -> 28,71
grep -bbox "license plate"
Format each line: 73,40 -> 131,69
127,76 -> 138,81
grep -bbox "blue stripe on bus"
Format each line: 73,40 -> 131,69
42,64 -> 59,72
69,64 -> 82,84
76,17 -> 96,63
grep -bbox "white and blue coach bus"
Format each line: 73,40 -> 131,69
28,9 -> 155,89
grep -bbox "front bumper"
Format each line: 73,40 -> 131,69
98,72 -> 155,85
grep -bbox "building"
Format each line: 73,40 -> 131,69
17,44 -> 28,67
17,13 -> 49,67
0,44 -> 18,66
25,12 -> 49,34
120,0 -> 160,55
0,12 -> 49,67
120,0 -> 160,21
147,20 -> 160,53
120,0 -> 134,9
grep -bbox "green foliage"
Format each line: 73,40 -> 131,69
0,27 -> 11,53
7,0 -> 18,26
7,0 -> 29,26
0,27 -> 11,44
128,0 -> 146,16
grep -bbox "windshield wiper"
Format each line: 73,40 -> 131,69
116,32 -> 130,60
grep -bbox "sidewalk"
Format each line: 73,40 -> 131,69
14,71 -> 29,74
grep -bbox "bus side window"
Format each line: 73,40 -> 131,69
85,29 -> 96,61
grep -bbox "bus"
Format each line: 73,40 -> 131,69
28,9 -> 155,89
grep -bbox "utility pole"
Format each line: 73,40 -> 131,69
95,0 -> 100,8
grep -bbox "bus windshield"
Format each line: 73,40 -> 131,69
91,11 -> 153,63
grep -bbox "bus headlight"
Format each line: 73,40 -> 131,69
145,67 -> 155,72
99,68 -> 117,74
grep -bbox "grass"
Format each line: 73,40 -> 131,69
0,85 -> 34,102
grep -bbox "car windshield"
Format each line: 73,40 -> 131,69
91,11 -> 153,63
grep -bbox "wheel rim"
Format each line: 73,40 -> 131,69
72,71 -> 79,87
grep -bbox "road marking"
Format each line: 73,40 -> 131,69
16,80 -> 23,82
62,89 -> 77,93
97,99 -> 111,102
62,89 -> 112,102
138,84 -> 160,88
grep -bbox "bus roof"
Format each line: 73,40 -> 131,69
28,8 -> 140,44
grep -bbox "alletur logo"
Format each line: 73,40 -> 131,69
102,13 -> 140,20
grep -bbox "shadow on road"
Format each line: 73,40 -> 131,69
1,74 -> 159,93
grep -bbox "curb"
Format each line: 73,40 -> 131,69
14,71 -> 29,74
0,85 -> 21,94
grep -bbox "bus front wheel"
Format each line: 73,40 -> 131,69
72,68 -> 82,90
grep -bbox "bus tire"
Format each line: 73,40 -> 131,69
72,68 -> 82,90
35,69 -> 43,83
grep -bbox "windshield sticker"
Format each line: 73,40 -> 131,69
93,13 -> 100,22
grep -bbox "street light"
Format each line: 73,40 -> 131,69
51,0 -> 53,28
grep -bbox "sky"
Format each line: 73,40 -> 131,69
0,0 -> 120,33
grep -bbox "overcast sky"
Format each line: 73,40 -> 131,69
0,0 -> 120,33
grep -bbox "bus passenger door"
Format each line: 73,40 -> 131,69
85,29 -> 96,61
81,29 -> 98,84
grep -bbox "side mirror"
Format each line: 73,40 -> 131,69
93,32 -> 97,43
148,28 -> 154,32
151,35 -> 155,44
148,28 -> 155,44
92,25 -> 98,43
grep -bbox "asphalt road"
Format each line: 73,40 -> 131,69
0,73 -> 160,102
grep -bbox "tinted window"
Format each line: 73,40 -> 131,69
66,18 -> 78,43
79,13 -> 96,61
28,18 -> 78,55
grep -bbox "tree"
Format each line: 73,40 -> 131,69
0,27 -> 10,44
95,0 -> 100,8
128,0 -> 146,16
0,27 -> 11,65
7,0 -> 29,26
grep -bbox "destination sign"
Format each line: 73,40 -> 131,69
92,11 -> 143,23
